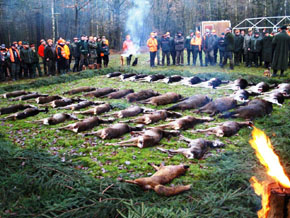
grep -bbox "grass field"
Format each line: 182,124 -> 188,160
0,53 -> 290,217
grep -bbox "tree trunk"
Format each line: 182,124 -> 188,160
51,0 -> 56,42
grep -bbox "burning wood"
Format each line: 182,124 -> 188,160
249,126 -> 290,218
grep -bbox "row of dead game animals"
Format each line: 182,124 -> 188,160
0,77 -> 289,196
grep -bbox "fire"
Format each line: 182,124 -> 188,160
249,126 -> 290,218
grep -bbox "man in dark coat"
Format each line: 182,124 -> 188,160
169,32 -> 176,65
161,33 -> 171,66
248,32 -> 263,68
202,29 -> 215,66
154,32 -> 161,66
71,37 -> 80,72
211,30 -> 219,65
185,30 -> 194,65
7,43 -> 21,81
221,28 -> 235,70
174,31 -> 185,66
30,44 -> 41,78
44,39 -> 56,76
262,31 -> 272,69
234,29 -> 244,66
79,35 -> 89,70
218,33 -> 226,66
243,28 -> 253,67
272,26 -> 290,77
20,42 -> 34,78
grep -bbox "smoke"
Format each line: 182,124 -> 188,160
125,0 -> 150,50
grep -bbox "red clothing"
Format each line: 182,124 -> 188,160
123,40 -> 134,52
38,44 -> 45,58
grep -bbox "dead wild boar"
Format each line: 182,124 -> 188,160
0,104 -> 35,115
120,73 -> 136,80
2,107 -> 48,121
35,95 -> 63,104
106,127 -> 180,148
84,123 -> 144,139
220,99 -> 273,120
125,163 -> 191,196
195,97 -> 237,116
107,72 -> 122,78
192,121 -> 252,137
166,95 -> 212,111
141,92 -> 183,106
74,103 -> 111,115
138,74 -> 166,82
63,86 -> 96,95
221,78 -> 249,90
105,89 -> 134,99
32,113 -> 78,125
181,76 -> 204,86
155,116 -> 214,130
262,92 -> 285,106
59,116 -> 114,133
126,89 -> 160,102
163,75 -> 184,83
247,82 -> 274,94
230,90 -> 250,102
128,74 -> 148,81
2,90 -> 30,98
84,88 -> 117,98
157,135 -> 224,159
122,110 -> 181,125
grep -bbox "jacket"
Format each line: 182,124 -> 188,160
249,36 -> 262,53
243,34 -> 252,54
38,44 -> 45,58
218,37 -> 226,52
174,35 -> 184,51
20,48 -> 34,64
262,35 -> 273,62
44,45 -> 56,61
272,30 -> 290,70
190,35 -> 202,51
71,42 -> 80,58
147,38 -> 158,52
185,36 -> 192,50
31,49 -> 39,64
234,34 -> 244,52
7,48 -> 21,63
79,40 -> 89,55
224,32 -> 235,52
161,37 -> 171,52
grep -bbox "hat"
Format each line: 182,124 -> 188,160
195,31 -> 201,34
40,39 -> 45,43
166,32 -> 170,35
211,29 -> 216,33
47,39 -> 53,43
150,32 -> 155,36
205,29 -> 210,33
66,40 -> 71,43
57,39 -> 65,44
18,41 -> 22,45
177,31 -> 182,34
73,37 -> 78,40
30,43 -> 35,47
11,43 -> 16,47
280,25 -> 287,30
254,31 -> 260,35
23,41 -> 29,45
248,28 -> 253,32
1,44 -> 6,49
221,32 -> 225,35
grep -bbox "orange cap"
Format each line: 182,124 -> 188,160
47,39 -> 53,43
57,39 -> 65,44
212,30 -> 216,33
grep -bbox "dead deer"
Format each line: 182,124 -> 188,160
106,128 -> 180,148
44,98 -> 81,108
58,116 -> 114,133
122,110 -> 182,125
155,116 -> 214,130
157,135 -> 225,159
104,89 -> 134,99
102,106 -> 154,118
194,97 -> 237,116
219,99 -> 273,120
2,90 -> 29,98
35,95 -> 63,104
74,103 -> 111,115
124,163 -> 191,196
84,88 -> 118,98
10,93 -> 48,101
84,123 -> 144,139
0,104 -> 35,115
63,86 -> 96,95
191,121 -> 252,137
57,101 -> 96,110
107,72 -> 121,78
31,113 -> 78,125
140,92 -> 183,106
1,107 -> 48,121
126,89 -> 160,102
166,95 -> 212,111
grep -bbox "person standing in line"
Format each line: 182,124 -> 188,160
38,39 -> 47,75
154,32 -> 161,66
168,32 -> 176,65
191,31 -> 203,66
56,39 -> 67,75
248,32 -> 262,68
234,29 -> 244,66
7,43 -> 21,81
271,26 -> 290,77
20,42 -> 34,78
30,43 -> 41,78
211,30 -> 219,65
71,37 -> 80,72
221,28 -> 235,70
262,31 -> 272,69
174,31 -> 185,66
99,39 -> 110,68
218,32 -> 226,66
243,28 -> 253,67
44,39 -> 56,76
161,33 -> 171,66
79,35 -> 89,70
185,30 -> 194,65
147,32 -> 158,67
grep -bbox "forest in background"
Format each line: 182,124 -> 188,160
0,0 -> 289,49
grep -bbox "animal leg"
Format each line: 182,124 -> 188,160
191,127 -> 216,135
106,138 -> 139,146
154,184 -> 191,196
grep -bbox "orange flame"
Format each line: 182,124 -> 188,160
249,126 -> 290,218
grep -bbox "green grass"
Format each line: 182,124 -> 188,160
0,53 -> 290,217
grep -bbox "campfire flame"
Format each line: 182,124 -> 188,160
249,126 -> 290,218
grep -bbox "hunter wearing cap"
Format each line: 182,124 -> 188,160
147,32 -> 158,67
243,28 -> 253,67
